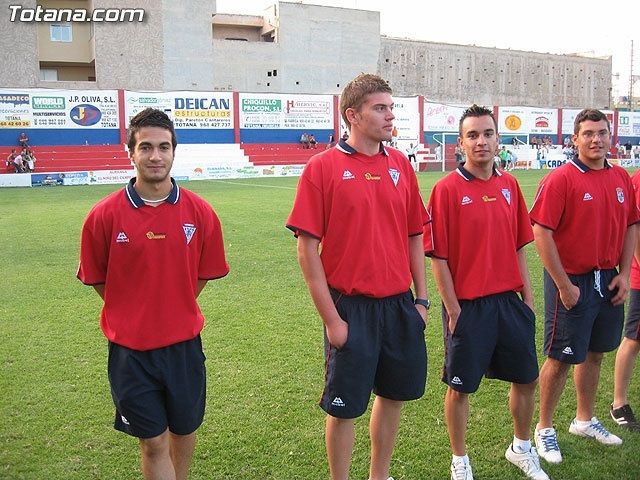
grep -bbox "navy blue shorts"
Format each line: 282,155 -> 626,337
441,291 -> 539,394
543,269 -> 624,363
624,289 -> 640,340
107,336 -> 206,438
320,289 -> 427,419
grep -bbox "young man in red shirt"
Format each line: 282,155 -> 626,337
428,105 -> 548,480
77,108 -> 229,480
610,169 -> 640,433
530,108 -> 639,463
287,74 -> 429,480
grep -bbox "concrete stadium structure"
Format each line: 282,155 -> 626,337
1,0 -> 611,108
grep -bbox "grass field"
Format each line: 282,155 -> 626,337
1,170 -> 639,479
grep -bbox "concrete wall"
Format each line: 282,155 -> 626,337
379,37 -> 612,109
92,0 -> 165,90
162,0 -> 216,91
0,0 -> 40,87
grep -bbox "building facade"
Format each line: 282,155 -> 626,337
1,0 -> 612,108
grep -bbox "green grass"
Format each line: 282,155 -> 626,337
0,170 -> 639,479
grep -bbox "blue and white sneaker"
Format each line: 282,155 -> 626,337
534,427 -> 562,464
569,417 -> 622,445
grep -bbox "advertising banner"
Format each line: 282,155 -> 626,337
239,93 -> 333,129
124,91 -> 233,129
0,89 -> 119,129
498,106 -> 558,135
423,101 -> 466,133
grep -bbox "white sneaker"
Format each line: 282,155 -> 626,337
505,444 -> 550,480
450,458 -> 473,480
534,427 -> 562,464
569,417 -> 623,445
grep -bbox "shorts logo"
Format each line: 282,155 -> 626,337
116,231 -> 129,243
331,397 -> 345,407
461,196 -> 472,206
451,376 -> 463,386
120,415 -> 130,425
616,187 -> 625,203
342,170 -> 355,180
388,168 -> 400,186
583,192 -> 593,201
501,188 -> 511,205
562,346 -> 574,355
183,223 -> 196,245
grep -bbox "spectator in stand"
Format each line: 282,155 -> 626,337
391,125 -> 398,147
6,149 -> 17,172
406,142 -> 418,170
530,136 -> 538,149
309,134 -> 318,149
625,141 -> 632,156
300,132 -> 310,149
455,145 -> 464,165
633,145 -> 640,160
341,131 -> 349,142
18,132 -> 29,148
327,133 -> 336,149
24,149 -> 36,172
12,151 -> 24,173
498,145 -> 509,169
507,149 -> 517,171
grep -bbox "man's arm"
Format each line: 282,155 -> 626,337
196,279 -> 208,298
297,234 -> 348,348
609,224 -> 637,305
409,234 -> 428,321
516,246 -> 534,310
532,224 -> 579,309
92,284 -> 105,300
431,258 -> 461,333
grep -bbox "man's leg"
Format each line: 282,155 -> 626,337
140,429 -> 175,480
613,338 -> 640,408
510,382 -> 536,440
169,431 -> 196,480
537,357 -> 571,428
445,387 -> 469,455
369,396 -> 403,480
326,415 -> 355,480
574,351 -> 603,421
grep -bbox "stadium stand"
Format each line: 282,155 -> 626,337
2,145 -> 131,173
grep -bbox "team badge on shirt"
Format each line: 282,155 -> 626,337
616,187 -> 625,204
501,188 -> 511,205
183,223 -> 196,244
388,168 -> 400,186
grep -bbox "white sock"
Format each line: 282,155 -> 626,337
575,419 -> 592,428
452,454 -> 469,464
512,436 -> 531,453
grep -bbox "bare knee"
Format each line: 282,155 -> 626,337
140,430 -> 170,460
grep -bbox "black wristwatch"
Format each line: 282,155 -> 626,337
414,298 -> 431,309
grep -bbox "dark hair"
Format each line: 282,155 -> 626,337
459,104 -> 497,136
339,73 -> 392,129
573,108 -> 610,134
127,108 -> 177,152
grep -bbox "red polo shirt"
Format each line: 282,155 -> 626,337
529,159 -> 639,275
428,166 -> 533,300
286,140 -> 428,298
77,179 -> 229,350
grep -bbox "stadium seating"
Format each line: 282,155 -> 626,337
2,145 -> 131,173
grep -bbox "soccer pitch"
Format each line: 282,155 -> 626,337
1,170 -> 638,479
